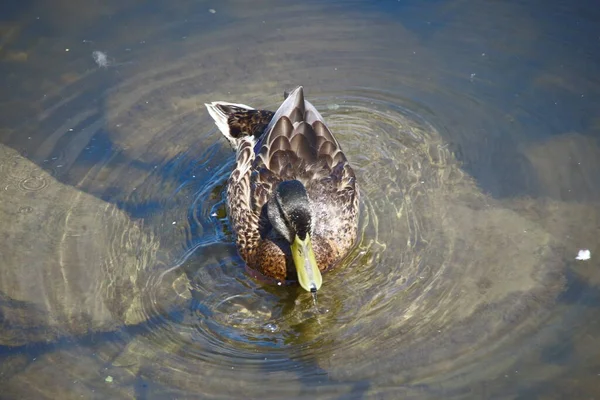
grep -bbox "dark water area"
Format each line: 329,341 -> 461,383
0,0 -> 599,399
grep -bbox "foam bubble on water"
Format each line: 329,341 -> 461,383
575,249 -> 591,260
92,51 -> 109,68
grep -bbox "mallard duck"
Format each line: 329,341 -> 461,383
205,87 -> 359,292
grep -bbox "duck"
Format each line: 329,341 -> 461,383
205,87 -> 359,292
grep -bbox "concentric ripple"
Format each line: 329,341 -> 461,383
117,88 -> 564,399
7,77 -> 566,398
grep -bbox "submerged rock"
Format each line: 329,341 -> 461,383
0,145 -> 187,346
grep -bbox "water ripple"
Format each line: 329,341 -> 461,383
0,2 -> 582,398
114,89 -> 564,398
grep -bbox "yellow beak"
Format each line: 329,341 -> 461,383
291,233 -> 322,292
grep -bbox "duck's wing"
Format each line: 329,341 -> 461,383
251,87 -> 357,212
254,86 -> 352,180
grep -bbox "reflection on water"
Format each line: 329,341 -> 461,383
1,0 -> 599,398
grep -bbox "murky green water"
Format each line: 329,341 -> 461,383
1,0 -> 599,398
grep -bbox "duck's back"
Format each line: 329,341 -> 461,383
251,87 -> 359,252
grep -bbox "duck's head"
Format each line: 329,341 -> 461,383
267,179 -> 322,292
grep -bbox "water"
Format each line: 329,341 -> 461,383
1,0 -> 599,398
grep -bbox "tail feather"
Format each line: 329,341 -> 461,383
205,101 -> 254,145
206,101 -> 276,149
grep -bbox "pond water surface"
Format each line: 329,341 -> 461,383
1,0 -> 600,399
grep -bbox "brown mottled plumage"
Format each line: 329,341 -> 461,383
220,106 -> 274,140
205,87 -> 359,286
